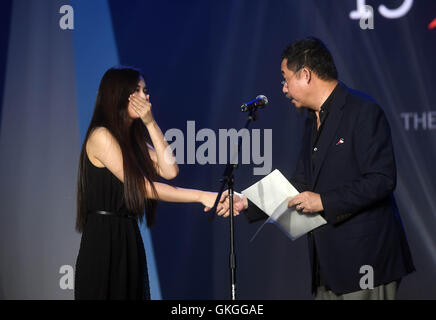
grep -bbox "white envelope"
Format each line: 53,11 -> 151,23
242,169 -> 327,241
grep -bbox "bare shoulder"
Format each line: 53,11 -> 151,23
89,126 -> 115,141
86,127 -> 121,168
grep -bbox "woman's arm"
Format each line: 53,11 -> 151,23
87,127 -> 215,210
129,94 -> 179,180
145,120 -> 179,180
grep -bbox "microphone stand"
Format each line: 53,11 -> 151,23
210,107 -> 260,300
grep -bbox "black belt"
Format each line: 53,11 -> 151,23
90,210 -> 134,219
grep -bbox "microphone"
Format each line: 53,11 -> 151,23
240,95 -> 268,112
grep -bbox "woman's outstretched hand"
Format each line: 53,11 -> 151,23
215,190 -> 247,217
200,191 -> 219,212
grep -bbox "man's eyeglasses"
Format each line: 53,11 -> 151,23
281,68 -> 306,88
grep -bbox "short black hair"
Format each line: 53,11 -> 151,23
281,37 -> 338,80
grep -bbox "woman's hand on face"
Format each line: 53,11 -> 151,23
129,94 -> 154,125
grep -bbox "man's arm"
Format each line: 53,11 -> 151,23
245,199 -> 269,222
217,191 -> 268,222
289,131 -> 311,193
320,103 -> 396,224
288,117 -> 313,193
218,140 -> 311,222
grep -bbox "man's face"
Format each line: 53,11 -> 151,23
281,58 -> 308,109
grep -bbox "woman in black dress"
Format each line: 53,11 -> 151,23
74,67 -> 218,300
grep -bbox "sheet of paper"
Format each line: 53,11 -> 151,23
242,169 -> 327,241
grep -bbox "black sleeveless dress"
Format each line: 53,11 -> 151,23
74,152 -> 150,300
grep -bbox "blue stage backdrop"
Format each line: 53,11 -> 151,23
0,0 -> 435,299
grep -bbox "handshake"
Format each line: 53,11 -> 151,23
204,190 -> 324,217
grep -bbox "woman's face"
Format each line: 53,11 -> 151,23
127,77 -> 149,119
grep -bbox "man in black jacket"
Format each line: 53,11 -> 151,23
217,37 -> 415,300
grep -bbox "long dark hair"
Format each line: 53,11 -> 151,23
76,67 -> 158,233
